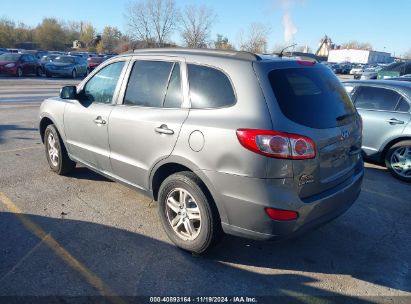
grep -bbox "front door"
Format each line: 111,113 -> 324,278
64,60 -> 127,172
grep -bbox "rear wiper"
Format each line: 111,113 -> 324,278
336,113 -> 353,121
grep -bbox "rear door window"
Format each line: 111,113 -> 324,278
395,97 -> 410,112
188,64 -> 236,108
354,86 -> 400,111
269,67 -> 356,128
124,61 -> 173,107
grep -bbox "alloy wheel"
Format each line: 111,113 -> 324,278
165,188 -> 202,241
47,133 -> 59,167
390,146 -> 411,178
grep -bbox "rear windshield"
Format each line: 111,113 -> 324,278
269,67 -> 356,128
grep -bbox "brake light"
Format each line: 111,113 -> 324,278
296,60 -> 316,66
236,129 -> 316,159
265,208 -> 298,221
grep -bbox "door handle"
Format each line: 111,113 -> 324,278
94,116 -> 106,125
386,118 -> 404,125
155,124 -> 174,135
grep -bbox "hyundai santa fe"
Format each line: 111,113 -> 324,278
39,48 -> 364,254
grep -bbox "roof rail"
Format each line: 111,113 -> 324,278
131,47 -> 262,61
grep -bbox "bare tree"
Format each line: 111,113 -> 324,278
125,0 -> 179,47
238,23 -> 270,54
214,34 -> 235,50
341,40 -> 372,50
180,5 -> 216,48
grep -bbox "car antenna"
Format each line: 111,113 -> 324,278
276,43 -> 297,58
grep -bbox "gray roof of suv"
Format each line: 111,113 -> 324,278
123,48 -> 289,62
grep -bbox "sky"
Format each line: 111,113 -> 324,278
1,0 -> 410,56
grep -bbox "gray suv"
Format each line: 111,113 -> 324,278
39,49 -> 364,253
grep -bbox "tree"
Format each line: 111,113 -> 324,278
34,18 -> 66,50
341,40 -> 372,50
99,26 -> 122,53
180,4 -> 216,48
80,23 -> 97,49
238,23 -> 270,54
214,34 -> 235,50
0,18 -> 16,47
125,0 -> 179,47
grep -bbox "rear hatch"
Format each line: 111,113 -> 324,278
254,60 -> 362,198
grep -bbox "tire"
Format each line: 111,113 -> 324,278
16,67 -> 23,77
46,72 -> 52,78
158,171 -> 222,254
385,140 -> 411,182
72,69 -> 77,79
36,67 -> 43,77
44,124 -> 75,175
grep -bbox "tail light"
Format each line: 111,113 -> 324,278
265,208 -> 298,221
236,129 -> 316,159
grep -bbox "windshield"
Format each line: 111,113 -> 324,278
41,55 -> 58,61
0,53 -> 21,61
269,67 -> 356,129
54,56 -> 75,64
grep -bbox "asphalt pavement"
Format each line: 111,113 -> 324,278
0,77 -> 410,302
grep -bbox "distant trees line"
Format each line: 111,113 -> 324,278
2,0 -> 407,57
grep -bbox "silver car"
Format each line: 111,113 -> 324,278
344,80 -> 411,182
39,49 -> 364,253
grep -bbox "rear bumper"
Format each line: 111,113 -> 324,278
204,160 -> 364,240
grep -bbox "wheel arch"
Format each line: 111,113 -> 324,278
150,157 -> 228,223
380,136 -> 411,162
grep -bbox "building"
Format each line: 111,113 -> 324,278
328,49 -> 393,64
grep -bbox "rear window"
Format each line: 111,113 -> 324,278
269,67 -> 356,128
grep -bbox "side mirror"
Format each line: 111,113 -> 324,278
60,86 -> 77,99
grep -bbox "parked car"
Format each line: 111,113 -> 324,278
44,55 -> 88,78
356,67 -> 378,80
39,48 -> 363,253
87,56 -> 106,72
350,64 -> 367,75
21,50 -> 48,60
340,63 -> 352,74
39,54 -> 59,69
344,80 -> 411,182
378,61 -> 411,79
0,53 -> 43,77
331,64 -> 343,74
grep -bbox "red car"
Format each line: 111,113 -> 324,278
87,56 -> 105,73
0,53 -> 43,77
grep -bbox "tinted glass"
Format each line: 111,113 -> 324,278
83,61 -> 125,104
0,53 -> 21,61
355,86 -> 400,111
188,64 -> 235,108
269,67 -> 356,128
396,97 -> 410,112
164,64 -> 183,108
124,61 -> 173,107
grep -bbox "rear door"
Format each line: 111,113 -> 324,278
255,62 -> 362,198
351,85 -> 411,156
108,56 -> 188,190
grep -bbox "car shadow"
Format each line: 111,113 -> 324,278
0,124 -> 38,144
67,166 -> 113,183
0,212 -> 375,301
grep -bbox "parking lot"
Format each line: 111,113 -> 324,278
0,77 -> 410,301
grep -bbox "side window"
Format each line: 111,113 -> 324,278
163,64 -> 183,108
124,61 -> 173,107
395,97 -> 410,112
21,55 -> 28,62
83,61 -> 125,104
187,64 -> 236,108
354,86 -> 400,111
